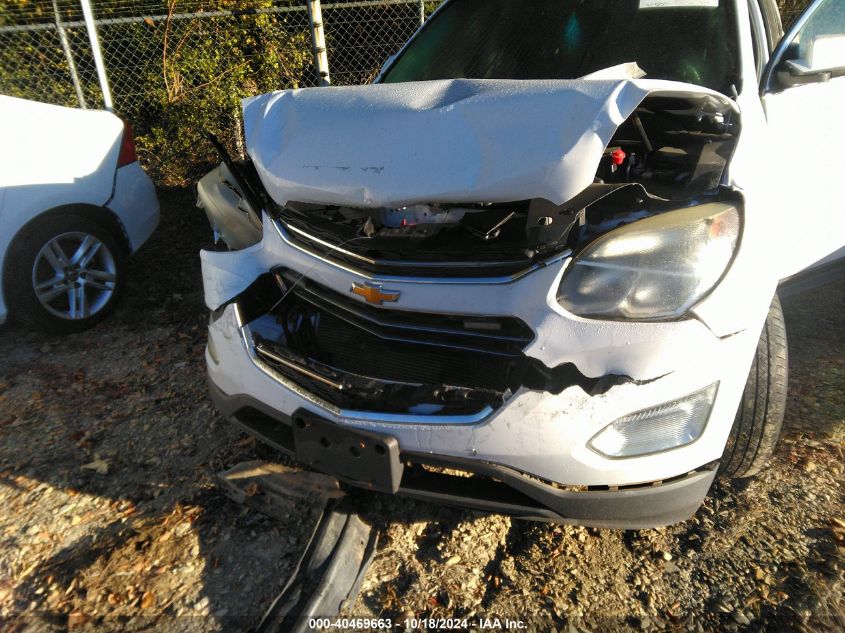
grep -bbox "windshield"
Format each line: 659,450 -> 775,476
382,0 -> 740,93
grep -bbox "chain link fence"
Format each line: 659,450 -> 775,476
0,0 -> 441,181
322,0 -> 439,85
779,0 -> 811,28
0,1 -> 441,106
0,0 -> 813,181
0,1 -> 101,109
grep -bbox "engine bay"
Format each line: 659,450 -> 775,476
200,91 -> 741,274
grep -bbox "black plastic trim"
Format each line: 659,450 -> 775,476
210,378 -> 718,528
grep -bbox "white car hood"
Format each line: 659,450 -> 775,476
243,78 -> 737,208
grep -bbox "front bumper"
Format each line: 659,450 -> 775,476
209,379 -> 718,529
202,217 -> 764,527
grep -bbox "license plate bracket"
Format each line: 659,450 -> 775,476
292,409 -> 403,494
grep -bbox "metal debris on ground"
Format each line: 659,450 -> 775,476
217,461 -> 378,633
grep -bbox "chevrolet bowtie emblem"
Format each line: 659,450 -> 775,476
351,282 -> 400,305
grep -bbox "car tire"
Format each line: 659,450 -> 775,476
719,295 -> 788,479
6,214 -> 125,334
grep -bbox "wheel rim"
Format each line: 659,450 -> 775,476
31,232 -> 117,321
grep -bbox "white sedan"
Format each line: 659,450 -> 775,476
0,96 -> 159,332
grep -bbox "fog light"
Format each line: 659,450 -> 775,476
588,383 -> 718,458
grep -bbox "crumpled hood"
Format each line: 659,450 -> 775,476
243,78 -> 736,209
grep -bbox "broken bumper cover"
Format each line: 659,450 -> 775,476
202,215 -> 762,526
204,269 -> 759,526
209,380 -> 718,529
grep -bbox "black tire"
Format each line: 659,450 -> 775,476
6,214 -> 125,334
719,295 -> 788,479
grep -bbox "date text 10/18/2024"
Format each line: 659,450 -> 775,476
308,618 -> 529,630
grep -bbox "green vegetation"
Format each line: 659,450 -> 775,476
121,3 -> 313,182
1,0 -> 314,183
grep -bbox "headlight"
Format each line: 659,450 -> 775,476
557,202 -> 740,320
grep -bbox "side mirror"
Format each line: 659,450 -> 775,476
778,34 -> 845,86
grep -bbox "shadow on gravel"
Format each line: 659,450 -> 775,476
0,187 -> 313,631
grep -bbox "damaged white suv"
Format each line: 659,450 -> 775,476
199,0 -> 845,528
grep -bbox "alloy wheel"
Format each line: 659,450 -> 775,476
31,231 -> 117,320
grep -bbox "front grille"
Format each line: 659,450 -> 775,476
246,271 -> 534,413
296,309 -> 513,389
278,219 -> 536,279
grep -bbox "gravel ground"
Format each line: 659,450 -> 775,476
0,187 -> 842,632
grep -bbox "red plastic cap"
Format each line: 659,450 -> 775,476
117,120 -> 138,167
610,148 -> 626,166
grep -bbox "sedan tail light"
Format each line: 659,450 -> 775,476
117,120 -> 138,167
